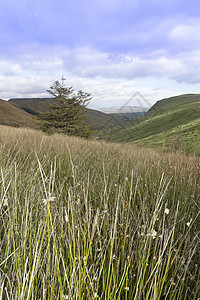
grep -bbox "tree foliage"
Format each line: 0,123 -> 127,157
38,78 -> 92,137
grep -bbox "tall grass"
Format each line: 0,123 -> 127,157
0,125 -> 199,299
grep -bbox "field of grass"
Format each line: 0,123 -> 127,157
0,125 -> 200,299
103,94 -> 200,155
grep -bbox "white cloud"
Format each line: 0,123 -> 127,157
22,58 -> 63,73
0,75 -> 50,99
4,48 -> 196,84
168,20 -> 200,53
1,44 -> 200,108
61,47 -> 200,84
0,60 -> 23,76
170,23 -> 200,41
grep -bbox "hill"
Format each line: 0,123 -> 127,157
0,98 -> 39,129
9,98 -> 121,131
103,94 -> 200,154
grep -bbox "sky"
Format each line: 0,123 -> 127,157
1,0 -> 200,110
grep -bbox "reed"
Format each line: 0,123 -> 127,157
0,125 -> 199,299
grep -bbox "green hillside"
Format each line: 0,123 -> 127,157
0,99 -> 39,129
9,98 -> 120,131
104,94 -> 200,154
9,98 -> 54,115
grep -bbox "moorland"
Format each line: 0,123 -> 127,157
0,124 -> 199,299
0,94 -> 200,299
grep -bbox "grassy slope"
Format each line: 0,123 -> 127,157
0,125 -> 199,299
9,97 -> 55,114
9,98 -> 120,131
0,99 -> 39,129
85,108 -> 120,130
104,94 -> 200,154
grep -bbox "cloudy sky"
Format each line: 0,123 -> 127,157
1,0 -> 200,109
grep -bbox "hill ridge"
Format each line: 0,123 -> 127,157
104,93 -> 200,154
0,98 -> 39,129
8,97 -> 121,131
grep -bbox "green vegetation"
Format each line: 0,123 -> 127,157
84,109 -> 120,131
9,98 -> 121,131
37,78 -> 92,137
0,125 -> 199,299
0,99 -> 39,129
8,98 -> 55,115
104,94 -> 200,154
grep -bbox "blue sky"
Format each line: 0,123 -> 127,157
1,0 -> 200,109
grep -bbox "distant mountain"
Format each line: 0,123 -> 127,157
9,98 -> 55,115
103,94 -> 200,154
0,99 -> 39,129
8,98 -> 120,131
100,105 -> 148,114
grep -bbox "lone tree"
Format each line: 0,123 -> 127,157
38,78 -> 92,137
